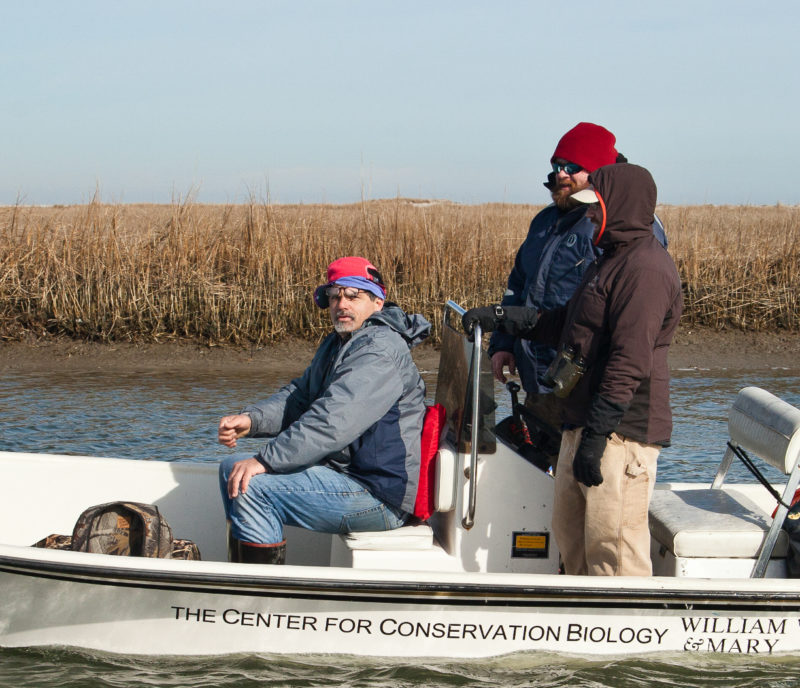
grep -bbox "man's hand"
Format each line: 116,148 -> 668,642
491,351 -> 516,384
572,430 -> 607,487
218,414 -> 252,448
227,457 -> 267,498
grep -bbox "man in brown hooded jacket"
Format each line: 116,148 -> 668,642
463,163 -> 682,575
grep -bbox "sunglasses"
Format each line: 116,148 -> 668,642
325,286 -> 366,302
552,162 -> 583,175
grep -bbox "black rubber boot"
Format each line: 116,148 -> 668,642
226,521 -> 240,563
239,540 -> 287,565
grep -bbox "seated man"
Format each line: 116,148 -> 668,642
218,256 -> 431,564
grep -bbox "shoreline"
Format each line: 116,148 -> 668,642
2,327 -> 799,375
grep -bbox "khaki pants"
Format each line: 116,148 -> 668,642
552,428 -> 659,576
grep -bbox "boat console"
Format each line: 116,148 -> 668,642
330,301 -> 560,574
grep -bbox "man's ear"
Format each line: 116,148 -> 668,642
374,298 -> 385,311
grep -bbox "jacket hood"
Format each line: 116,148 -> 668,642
366,303 -> 431,348
589,164 -> 656,248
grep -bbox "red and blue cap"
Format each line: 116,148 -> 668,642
314,256 -> 387,308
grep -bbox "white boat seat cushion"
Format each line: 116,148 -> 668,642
339,524 -> 434,551
337,445 -> 455,553
649,488 -> 788,558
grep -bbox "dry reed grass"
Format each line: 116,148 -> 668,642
1,199 -> 798,346
658,204 -> 800,330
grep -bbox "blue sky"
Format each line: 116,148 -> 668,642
2,1 -> 797,206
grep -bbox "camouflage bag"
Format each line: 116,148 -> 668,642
170,538 -> 203,560
32,501 -> 202,560
71,501 -> 174,557
32,533 -> 72,550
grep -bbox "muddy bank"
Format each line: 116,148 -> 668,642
2,327 -> 799,376
667,327 -> 800,370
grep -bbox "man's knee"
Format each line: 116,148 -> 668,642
219,455 -> 239,481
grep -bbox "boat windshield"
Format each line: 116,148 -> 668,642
434,301 -> 496,454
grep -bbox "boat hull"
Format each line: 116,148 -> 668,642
2,545 -> 799,657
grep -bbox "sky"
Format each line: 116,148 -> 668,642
2,1 -> 798,207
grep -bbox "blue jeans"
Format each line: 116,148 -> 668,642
219,457 -> 408,544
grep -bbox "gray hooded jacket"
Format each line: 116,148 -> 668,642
243,304 -> 431,514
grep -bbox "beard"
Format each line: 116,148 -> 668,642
332,310 -> 358,335
552,180 -> 582,210
551,172 -> 591,211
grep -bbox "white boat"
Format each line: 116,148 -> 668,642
1,301 -> 799,658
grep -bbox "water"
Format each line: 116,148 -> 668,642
4,647 -> 800,688
1,361 -> 800,686
659,368 -> 800,483
4,366 -> 799,482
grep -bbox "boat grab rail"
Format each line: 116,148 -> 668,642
443,300 -> 481,531
463,319 -> 482,530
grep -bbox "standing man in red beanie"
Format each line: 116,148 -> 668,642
217,257 -> 431,564
488,123 -> 666,469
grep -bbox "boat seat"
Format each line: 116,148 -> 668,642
649,487 -> 788,559
330,442 -> 459,569
649,387 -> 800,578
330,525 -> 461,571
338,523 -> 434,550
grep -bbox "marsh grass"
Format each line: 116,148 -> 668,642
658,204 -> 800,330
1,199 -> 798,346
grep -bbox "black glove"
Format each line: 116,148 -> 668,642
462,305 -> 539,339
572,395 -> 629,487
499,306 -> 539,336
572,429 -> 607,487
462,305 -> 504,339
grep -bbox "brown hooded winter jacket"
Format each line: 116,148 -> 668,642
535,163 -> 683,445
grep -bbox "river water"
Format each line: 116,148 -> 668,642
1,363 -> 800,686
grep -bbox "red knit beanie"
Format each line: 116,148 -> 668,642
551,122 -> 618,172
